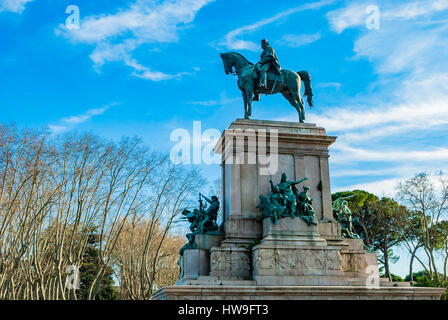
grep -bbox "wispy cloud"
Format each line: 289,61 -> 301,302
326,3 -> 368,34
125,57 -> 193,81
57,0 -> 214,80
62,106 -> 111,124
332,143 -> 448,164
308,97 -> 448,134
187,92 -> 240,106
0,0 -> 33,13
48,125 -> 68,135
332,172 -> 448,198
219,0 -> 334,51
332,178 -> 400,197
315,82 -> 342,90
49,103 -> 117,134
278,32 -> 322,48
327,0 -> 448,34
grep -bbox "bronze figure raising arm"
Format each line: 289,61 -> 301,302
292,177 -> 308,185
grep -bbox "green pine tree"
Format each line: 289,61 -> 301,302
79,233 -> 118,300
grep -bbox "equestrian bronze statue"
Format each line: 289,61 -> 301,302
220,39 -> 313,123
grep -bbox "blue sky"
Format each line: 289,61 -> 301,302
1,0 -> 448,276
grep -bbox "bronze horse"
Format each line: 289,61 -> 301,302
220,52 -> 313,122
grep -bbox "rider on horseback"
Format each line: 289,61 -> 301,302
256,39 -> 281,91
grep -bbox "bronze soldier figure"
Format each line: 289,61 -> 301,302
256,39 -> 281,90
197,194 -> 219,233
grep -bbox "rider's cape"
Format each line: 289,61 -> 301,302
260,46 -> 281,75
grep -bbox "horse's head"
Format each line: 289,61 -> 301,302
220,53 -> 234,75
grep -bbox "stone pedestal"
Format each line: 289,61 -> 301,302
176,234 -> 224,285
214,119 -> 341,243
177,249 -> 209,282
209,119 -> 342,280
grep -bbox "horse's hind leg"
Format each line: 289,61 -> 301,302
291,90 -> 305,123
281,91 -> 303,122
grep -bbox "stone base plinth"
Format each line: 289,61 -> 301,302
252,245 -> 346,285
261,217 -> 326,247
195,233 -> 225,250
152,285 -> 446,300
253,217 -> 348,285
176,234 -> 225,285
210,246 -> 251,279
340,239 -> 379,280
177,249 -> 209,283
222,217 -> 262,242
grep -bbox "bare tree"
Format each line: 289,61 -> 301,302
0,123 -> 202,300
113,162 -> 203,300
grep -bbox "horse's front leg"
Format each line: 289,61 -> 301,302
241,90 -> 249,119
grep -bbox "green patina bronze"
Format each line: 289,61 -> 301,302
257,174 -> 318,225
179,193 -> 221,256
332,194 -> 361,239
220,39 -> 313,123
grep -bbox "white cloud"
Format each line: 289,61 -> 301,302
48,103 -> 116,135
279,32 -> 322,48
326,3 -> 367,34
352,23 -> 448,75
308,95 -> 448,134
57,0 -> 214,80
63,106 -> 112,124
385,0 -> 448,20
318,0 -> 448,196
315,82 -> 342,90
125,57 -> 179,81
332,144 -> 448,164
332,178 -> 400,197
187,92 -> 240,106
326,0 -> 448,34
331,166 -> 430,178
332,172 -> 448,197
318,1 -> 448,133
0,0 -> 33,13
220,0 -> 334,51
48,125 -> 68,135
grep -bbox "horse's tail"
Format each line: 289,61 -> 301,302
297,71 -> 313,107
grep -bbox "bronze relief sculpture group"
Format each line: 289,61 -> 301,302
257,174 -> 318,226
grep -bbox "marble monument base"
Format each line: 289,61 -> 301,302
153,119 -> 446,300
152,285 -> 445,300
